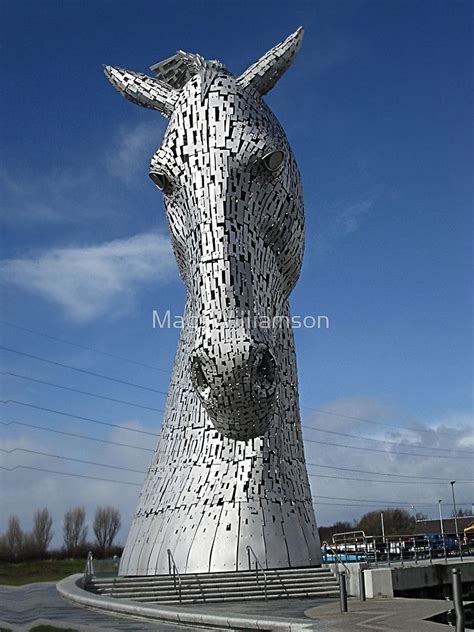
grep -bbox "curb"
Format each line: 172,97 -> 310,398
57,574 -> 315,631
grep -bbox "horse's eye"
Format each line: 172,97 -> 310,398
149,171 -> 172,192
262,150 -> 285,172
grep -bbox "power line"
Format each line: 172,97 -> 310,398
0,320 -> 169,373
307,472 -> 474,485
3,367 -> 468,453
0,446 -> 146,474
311,499 -> 473,508
4,443 -> 468,486
301,405 -> 469,439
0,346 -> 168,395
1,462 -> 469,507
303,436 -> 473,459
3,321 -> 471,442
311,494 -> 469,506
0,465 -> 141,486
0,420 -> 153,452
3,365 -> 469,454
1,400 -> 160,437
2,399 -> 470,459
0,458 -> 470,507
306,462 -> 474,482
301,423 -> 474,455
2,419 -> 473,484
2,371 -> 165,413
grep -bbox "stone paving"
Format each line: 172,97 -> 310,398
0,582 -> 210,632
0,581 -> 460,631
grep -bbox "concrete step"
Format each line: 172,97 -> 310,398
89,574 -> 335,590
90,583 -> 339,596
90,566 -> 331,581
135,590 -> 341,604
85,566 -> 340,604
94,582 -> 338,598
89,568 -> 334,588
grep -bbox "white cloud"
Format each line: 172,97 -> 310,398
1,398 -> 472,547
0,119 -> 166,225
105,120 -> 166,184
302,397 -> 474,528
0,232 -> 177,321
336,199 -> 374,235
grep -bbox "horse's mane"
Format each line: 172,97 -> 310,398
150,51 -> 228,90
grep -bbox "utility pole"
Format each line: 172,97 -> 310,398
438,499 -> 447,563
450,481 -> 463,561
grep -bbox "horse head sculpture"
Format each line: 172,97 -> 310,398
105,28 -> 321,575
105,28 -> 304,441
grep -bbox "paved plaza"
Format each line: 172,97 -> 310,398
0,580 -> 457,631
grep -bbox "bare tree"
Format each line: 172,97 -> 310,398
5,515 -> 24,560
63,507 -> 87,556
32,508 -> 53,556
357,508 -> 415,535
0,534 -> 8,561
93,506 -> 121,554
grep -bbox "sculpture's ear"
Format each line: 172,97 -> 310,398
103,65 -> 179,118
237,27 -> 304,96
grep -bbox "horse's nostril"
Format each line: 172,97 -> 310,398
253,346 -> 276,392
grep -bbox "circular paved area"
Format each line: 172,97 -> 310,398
0,582 -> 210,631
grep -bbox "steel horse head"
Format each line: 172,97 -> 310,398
105,28 -> 321,575
105,28 -> 304,441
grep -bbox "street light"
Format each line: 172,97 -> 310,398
450,481 -> 463,560
438,499 -> 447,563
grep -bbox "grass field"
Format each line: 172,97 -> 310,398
0,559 -> 85,586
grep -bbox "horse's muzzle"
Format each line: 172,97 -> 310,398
190,340 -> 278,440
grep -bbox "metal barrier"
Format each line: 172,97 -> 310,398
83,551 -> 94,585
167,549 -> 182,603
246,545 -> 268,600
339,571 -> 348,612
323,542 -> 351,577
452,568 -> 465,632
325,532 -> 450,568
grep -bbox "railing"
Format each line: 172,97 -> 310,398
333,530 -> 367,546
332,530 -> 369,564
323,532 -> 457,568
323,542 -> 351,577
83,550 -> 94,585
246,545 -> 268,601
167,549 -> 182,603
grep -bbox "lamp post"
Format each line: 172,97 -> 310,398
380,512 -> 389,563
450,481 -> 463,560
438,499 -> 447,563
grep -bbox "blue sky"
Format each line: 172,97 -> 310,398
1,0 -> 472,544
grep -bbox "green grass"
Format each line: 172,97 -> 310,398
0,559 -> 85,586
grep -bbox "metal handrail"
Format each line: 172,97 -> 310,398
83,550 -> 94,585
332,530 -> 367,542
333,530 -> 369,564
323,542 -> 351,577
246,545 -> 268,600
167,549 -> 182,603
